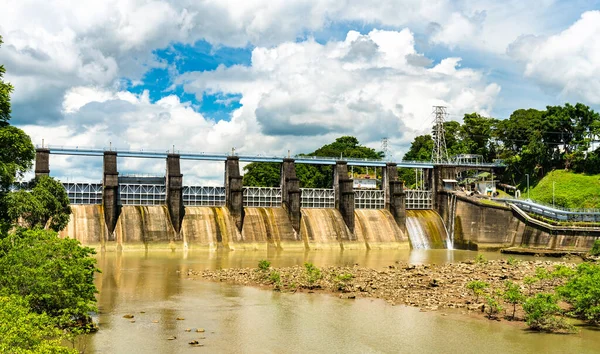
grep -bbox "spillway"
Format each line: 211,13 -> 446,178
405,210 -> 449,249
60,205 -> 414,250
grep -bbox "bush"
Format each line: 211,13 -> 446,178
503,281 -> 525,320
335,273 -> 354,292
0,228 -> 99,329
304,262 -> 322,287
523,293 -> 574,333
590,239 -> 600,256
466,280 -> 489,302
0,295 -> 76,353
506,256 -> 519,266
475,254 -> 487,264
558,262 -> 600,324
485,293 -> 503,319
269,271 -> 282,290
258,260 -> 271,271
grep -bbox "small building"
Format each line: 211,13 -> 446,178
442,179 -> 458,191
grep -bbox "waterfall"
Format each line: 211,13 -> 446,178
445,193 -> 457,249
405,210 -> 448,249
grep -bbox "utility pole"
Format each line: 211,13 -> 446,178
431,106 -> 449,164
381,137 -> 390,161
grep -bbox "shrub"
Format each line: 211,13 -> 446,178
304,262 -> 322,287
269,271 -> 282,290
590,239 -> 600,256
523,276 -> 538,296
466,280 -> 489,303
485,293 -> 503,319
550,264 -> 575,285
503,281 -> 525,320
506,256 -> 519,266
523,293 -> 574,333
258,260 -> 271,271
475,254 -> 487,264
335,273 -> 354,292
557,262 -> 600,324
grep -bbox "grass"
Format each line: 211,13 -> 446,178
526,170 -> 600,209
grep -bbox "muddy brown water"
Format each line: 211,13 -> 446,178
81,249 -> 599,353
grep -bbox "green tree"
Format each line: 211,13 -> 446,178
557,262 -> 600,324
0,228 -> 99,329
6,176 -> 71,231
0,295 -> 76,353
523,293 -> 573,333
0,35 -> 13,126
243,136 -> 383,188
503,280 -> 525,320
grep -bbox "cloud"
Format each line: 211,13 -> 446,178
508,10 -> 600,104
18,29 -> 500,184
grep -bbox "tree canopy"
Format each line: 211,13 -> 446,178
242,136 -> 383,188
0,36 -> 13,126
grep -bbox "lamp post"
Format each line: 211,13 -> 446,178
526,174 -> 530,200
553,181 -> 555,207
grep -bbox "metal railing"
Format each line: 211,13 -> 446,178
354,189 -> 384,209
42,145 -> 504,168
405,190 -> 433,210
183,186 -> 226,206
301,188 -> 335,208
243,187 -> 282,207
495,198 -> 600,222
119,184 -> 165,205
63,182 -> 103,205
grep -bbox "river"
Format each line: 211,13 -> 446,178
81,249 -> 599,353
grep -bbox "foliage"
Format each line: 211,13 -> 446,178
535,267 -> 552,284
5,176 -> 72,231
258,259 -> 271,271
304,262 -> 322,287
334,273 -> 354,292
0,125 -> 35,190
0,228 -> 99,329
523,293 -> 574,333
474,254 -> 487,264
242,136 -> 383,188
0,295 -> 76,353
506,256 -> 519,266
550,264 -> 575,285
269,271 -> 282,290
484,291 -> 503,319
0,36 -> 13,126
557,262 -> 600,324
523,276 -> 539,296
466,280 -> 489,302
528,170 -> 600,209
503,280 -> 525,320
591,240 -> 600,256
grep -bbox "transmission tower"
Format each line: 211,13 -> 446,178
381,137 -> 390,160
431,106 -> 449,163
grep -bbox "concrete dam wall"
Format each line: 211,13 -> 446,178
60,205 -> 409,251
437,193 -> 600,252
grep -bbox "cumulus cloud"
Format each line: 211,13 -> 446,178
19,29 -> 500,184
508,11 -> 600,104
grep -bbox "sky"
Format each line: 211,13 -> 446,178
1,0 -> 600,185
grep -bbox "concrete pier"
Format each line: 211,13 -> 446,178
280,158 -> 301,232
225,156 -> 244,231
166,154 -> 184,235
102,151 -> 120,239
382,162 -> 398,209
34,148 -> 50,178
334,161 -> 355,235
389,180 -> 407,232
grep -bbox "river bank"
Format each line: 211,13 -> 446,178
196,259 -> 575,324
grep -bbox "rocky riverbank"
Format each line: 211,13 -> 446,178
193,259 -> 576,322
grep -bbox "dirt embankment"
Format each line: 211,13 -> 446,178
192,259 -> 575,321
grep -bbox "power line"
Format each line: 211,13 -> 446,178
432,106 -> 449,163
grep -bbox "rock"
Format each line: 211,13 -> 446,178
189,340 -> 199,345
196,328 -> 205,333
152,320 -> 159,323
123,314 -> 134,319
129,320 -> 136,323
185,329 -> 191,332
167,336 -> 177,340
176,317 -> 185,320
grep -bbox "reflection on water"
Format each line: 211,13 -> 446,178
83,250 -> 596,354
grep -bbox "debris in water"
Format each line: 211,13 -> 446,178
185,329 -> 191,332
176,317 -> 185,320
196,328 -> 205,333
167,336 -> 177,340
123,314 -> 134,319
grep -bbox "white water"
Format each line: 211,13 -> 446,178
405,213 -> 431,249
405,210 -> 449,250
445,194 -> 457,249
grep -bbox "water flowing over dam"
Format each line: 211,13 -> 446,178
405,210 -> 449,249
60,205 -> 410,250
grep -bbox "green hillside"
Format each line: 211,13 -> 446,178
527,170 -> 600,209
